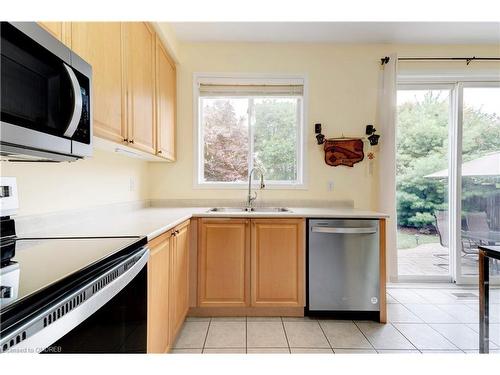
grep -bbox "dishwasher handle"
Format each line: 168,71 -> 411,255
311,226 -> 377,234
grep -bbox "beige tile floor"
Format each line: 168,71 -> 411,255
171,286 -> 500,354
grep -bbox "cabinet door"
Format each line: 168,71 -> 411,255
198,219 -> 250,307
125,22 -> 156,154
71,22 -> 127,143
251,219 -> 305,307
147,232 -> 171,353
155,36 -> 176,160
170,220 -> 190,339
38,22 -> 63,41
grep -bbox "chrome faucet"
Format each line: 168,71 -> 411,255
247,167 -> 265,210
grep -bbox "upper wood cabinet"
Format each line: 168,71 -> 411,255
170,220 -> 190,340
38,22 -> 62,39
47,22 -> 176,160
38,22 -> 71,45
198,219 -> 250,307
251,219 -> 305,307
155,36 -> 176,161
147,231 -> 172,353
71,23 -> 127,143
124,22 -> 156,154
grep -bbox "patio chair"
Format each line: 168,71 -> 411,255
460,230 -> 480,257
465,212 -> 490,244
434,211 -> 449,248
466,211 -> 490,230
434,211 -> 478,258
432,211 -> 451,269
465,211 -> 499,272
433,211 -> 500,274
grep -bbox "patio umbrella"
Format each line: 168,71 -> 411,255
425,151 -> 500,178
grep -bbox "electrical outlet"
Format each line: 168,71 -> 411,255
327,180 -> 334,192
129,177 -> 136,192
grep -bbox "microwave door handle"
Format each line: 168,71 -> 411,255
311,226 -> 378,234
62,63 -> 83,138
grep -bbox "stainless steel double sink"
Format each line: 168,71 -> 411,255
207,207 -> 292,213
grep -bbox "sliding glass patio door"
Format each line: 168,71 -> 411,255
396,81 -> 500,284
456,83 -> 500,283
396,86 -> 453,281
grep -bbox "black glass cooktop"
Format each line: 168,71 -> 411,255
0,236 -> 145,311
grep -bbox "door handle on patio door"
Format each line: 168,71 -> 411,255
311,226 -> 377,234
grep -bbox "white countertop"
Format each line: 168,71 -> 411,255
18,205 -> 388,241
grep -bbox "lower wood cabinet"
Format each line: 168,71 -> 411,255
198,219 -> 250,307
251,219 -> 305,307
197,218 -> 304,309
147,220 -> 190,353
147,230 -> 171,353
169,220 -> 190,339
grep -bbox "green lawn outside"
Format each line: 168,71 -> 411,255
397,230 -> 440,250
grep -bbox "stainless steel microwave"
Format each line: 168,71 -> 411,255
0,22 -> 92,162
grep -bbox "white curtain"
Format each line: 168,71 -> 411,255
377,54 -> 398,281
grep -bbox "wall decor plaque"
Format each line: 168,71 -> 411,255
323,138 -> 364,167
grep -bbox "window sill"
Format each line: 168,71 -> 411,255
193,182 -> 308,190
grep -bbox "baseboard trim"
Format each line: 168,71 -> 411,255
188,306 -> 304,317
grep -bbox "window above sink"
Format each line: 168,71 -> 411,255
193,74 -> 307,190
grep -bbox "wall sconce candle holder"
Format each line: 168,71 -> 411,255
365,125 -> 380,146
315,123 -> 326,145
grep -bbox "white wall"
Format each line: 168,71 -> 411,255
148,41 -> 500,211
1,149 -> 149,216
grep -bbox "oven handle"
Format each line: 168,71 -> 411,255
62,63 -> 83,138
1,247 -> 149,353
311,226 -> 377,234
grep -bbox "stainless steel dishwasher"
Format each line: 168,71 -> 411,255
307,219 -> 380,320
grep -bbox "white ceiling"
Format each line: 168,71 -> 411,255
170,22 -> 500,44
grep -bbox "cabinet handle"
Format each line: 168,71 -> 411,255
123,138 -> 129,143
129,139 -> 134,144
158,150 -> 162,154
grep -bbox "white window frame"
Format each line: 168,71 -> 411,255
192,73 -> 308,189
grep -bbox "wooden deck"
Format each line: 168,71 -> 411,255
398,243 -> 500,277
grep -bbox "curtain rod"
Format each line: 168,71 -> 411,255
380,56 -> 500,66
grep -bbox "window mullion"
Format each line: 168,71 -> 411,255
452,82 -> 464,283
199,97 -> 204,184
248,97 -> 255,180
296,98 -> 301,183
